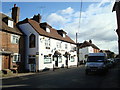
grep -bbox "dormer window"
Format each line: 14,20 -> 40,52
63,33 -> 66,38
46,27 -> 50,33
40,22 -> 52,33
8,20 -> 13,28
57,30 -> 67,38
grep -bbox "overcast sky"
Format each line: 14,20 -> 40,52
1,0 -> 118,54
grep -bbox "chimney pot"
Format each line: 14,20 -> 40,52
14,4 -> 16,7
89,40 -> 92,43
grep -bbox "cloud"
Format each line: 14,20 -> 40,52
59,7 -> 74,15
46,13 -> 66,27
46,1 -> 118,54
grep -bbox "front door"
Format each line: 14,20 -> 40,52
2,55 -> 10,69
54,57 -> 58,67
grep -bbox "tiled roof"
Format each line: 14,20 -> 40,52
79,41 -> 99,49
18,18 -> 75,44
0,13 -> 22,35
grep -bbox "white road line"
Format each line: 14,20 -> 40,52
0,84 -> 28,88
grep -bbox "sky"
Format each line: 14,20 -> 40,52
1,0 -> 118,54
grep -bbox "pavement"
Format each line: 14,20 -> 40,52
1,65 -> 80,80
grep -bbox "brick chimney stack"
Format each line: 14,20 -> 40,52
89,40 -> 92,43
12,4 -> 20,23
32,14 -> 41,23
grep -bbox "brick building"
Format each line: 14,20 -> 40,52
0,4 -> 24,73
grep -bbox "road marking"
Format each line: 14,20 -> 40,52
0,84 -> 28,88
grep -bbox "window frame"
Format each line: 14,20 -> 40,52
45,38 -> 51,49
29,34 -> 36,48
12,54 -> 21,62
44,55 -> 52,64
11,34 -> 19,44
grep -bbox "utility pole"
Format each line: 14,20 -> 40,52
76,33 -> 80,67
76,0 -> 82,67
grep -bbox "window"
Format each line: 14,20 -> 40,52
13,54 -> 20,62
44,55 -> 52,64
46,27 -> 50,33
87,56 -> 105,62
71,56 -> 75,62
29,34 -> 36,48
8,20 -> 13,28
65,44 -> 68,49
28,58 -> 36,64
63,33 -> 66,38
71,45 -> 76,51
45,39 -> 50,49
56,42 -> 61,48
58,56 -> 62,63
11,34 -> 19,44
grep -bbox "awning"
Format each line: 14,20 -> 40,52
0,51 -> 13,55
63,52 -> 71,57
53,51 -> 61,56
65,52 -> 71,55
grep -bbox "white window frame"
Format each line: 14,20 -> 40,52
58,56 -> 62,63
65,44 -> 68,49
8,20 -> 13,28
63,33 -> 66,38
56,42 -> 61,49
11,34 -> 20,44
44,55 -> 52,64
71,56 -> 75,62
46,27 -> 50,33
45,38 -> 51,48
12,53 -> 21,62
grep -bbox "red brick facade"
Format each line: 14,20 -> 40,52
0,31 -> 19,70
0,31 -> 19,53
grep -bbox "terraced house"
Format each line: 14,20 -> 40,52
0,4 -> 25,73
18,13 -> 77,72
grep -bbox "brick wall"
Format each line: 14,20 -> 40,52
0,31 -> 19,53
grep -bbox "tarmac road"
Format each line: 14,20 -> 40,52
1,63 -> 120,88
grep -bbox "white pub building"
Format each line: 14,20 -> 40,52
18,14 -> 77,72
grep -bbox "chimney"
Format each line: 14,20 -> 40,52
12,4 -> 20,23
32,14 -> 41,23
89,40 -> 92,43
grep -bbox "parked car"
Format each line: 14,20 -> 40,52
107,59 -> 113,68
114,58 -> 120,63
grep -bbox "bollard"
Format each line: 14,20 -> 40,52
53,64 -> 55,71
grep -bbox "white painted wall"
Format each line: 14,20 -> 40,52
79,46 -> 94,62
19,23 -> 77,71
38,36 -> 77,70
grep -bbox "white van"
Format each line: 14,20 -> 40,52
85,53 -> 108,74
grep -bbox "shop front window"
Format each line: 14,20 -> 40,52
71,56 -> 75,62
44,55 -> 52,64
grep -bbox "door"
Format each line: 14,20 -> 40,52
54,57 -> 58,67
2,55 -> 10,69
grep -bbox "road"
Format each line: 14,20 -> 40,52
1,63 -> 120,88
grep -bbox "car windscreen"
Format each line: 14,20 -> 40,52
87,56 -> 105,62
